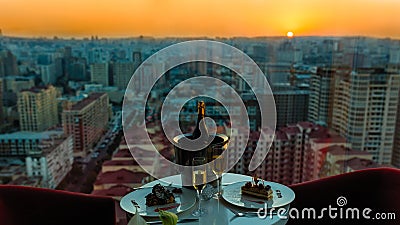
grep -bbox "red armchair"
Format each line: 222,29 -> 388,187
288,168 -> 400,224
0,185 -> 116,225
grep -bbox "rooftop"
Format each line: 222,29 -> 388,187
20,85 -> 53,93
114,147 -> 156,158
322,145 -> 370,156
297,121 -> 316,129
275,130 -> 289,140
68,93 -> 106,111
280,126 -> 300,135
91,184 -> 133,197
336,157 -> 379,170
8,176 -> 42,187
113,149 -> 133,158
0,164 -> 25,177
94,169 -> 149,185
39,135 -> 72,154
308,126 -> 346,144
0,130 -> 64,140
312,136 -> 347,144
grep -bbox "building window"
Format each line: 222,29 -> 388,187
247,106 -> 257,116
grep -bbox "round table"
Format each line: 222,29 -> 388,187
122,173 -> 291,225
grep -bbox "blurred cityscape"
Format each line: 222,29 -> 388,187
0,34 -> 400,222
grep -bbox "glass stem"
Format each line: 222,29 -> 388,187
197,190 -> 201,211
217,176 -> 220,197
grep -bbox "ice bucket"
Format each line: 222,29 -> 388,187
173,133 -> 229,188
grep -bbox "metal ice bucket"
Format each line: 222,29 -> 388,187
173,133 -> 229,188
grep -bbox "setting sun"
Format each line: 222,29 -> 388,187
0,0 -> 400,38
287,31 -> 294,38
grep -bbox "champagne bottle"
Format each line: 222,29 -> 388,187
191,101 -> 213,190
192,101 -> 209,139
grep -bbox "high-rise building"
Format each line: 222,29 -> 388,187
66,60 -> 87,81
0,79 -> 3,124
251,44 -> 273,63
276,40 -> 303,64
62,93 -> 110,156
113,62 -> 135,90
0,58 -> 4,77
87,48 -> 109,64
37,53 -> 53,65
40,64 -> 57,84
17,85 -> 59,131
289,65 -> 316,89
273,86 -> 309,128
308,68 -> 348,126
90,63 -> 109,86
63,46 -> 72,59
265,63 -> 292,86
54,57 -> 64,78
389,46 -> 400,64
331,69 -> 400,165
132,51 -> 142,69
0,50 -> 18,76
392,91 -> 400,168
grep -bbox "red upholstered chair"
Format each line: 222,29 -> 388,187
0,185 -> 116,225
288,168 -> 400,225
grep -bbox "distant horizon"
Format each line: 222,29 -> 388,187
2,33 -> 400,41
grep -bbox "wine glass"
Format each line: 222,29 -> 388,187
212,146 -> 226,198
192,157 -> 207,217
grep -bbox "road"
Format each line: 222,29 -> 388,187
62,112 -> 123,193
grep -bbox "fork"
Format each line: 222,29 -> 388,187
228,208 -> 277,221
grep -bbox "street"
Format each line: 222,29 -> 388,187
59,112 -> 123,193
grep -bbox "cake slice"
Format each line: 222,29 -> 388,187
145,184 -> 176,207
241,175 -> 273,200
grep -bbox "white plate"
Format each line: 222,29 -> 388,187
120,185 -> 196,217
222,181 -> 295,209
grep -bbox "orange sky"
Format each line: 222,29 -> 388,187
1,0 -> 400,38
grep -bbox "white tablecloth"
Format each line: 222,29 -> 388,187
127,173 -> 290,225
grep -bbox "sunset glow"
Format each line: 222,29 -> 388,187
1,0 -> 400,38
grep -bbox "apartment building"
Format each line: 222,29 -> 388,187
62,93 -> 110,156
17,85 -> 59,131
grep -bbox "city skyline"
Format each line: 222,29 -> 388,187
0,33 -> 399,193
1,0 -> 400,39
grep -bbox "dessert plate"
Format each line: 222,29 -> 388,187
222,181 -> 295,209
120,185 -> 196,217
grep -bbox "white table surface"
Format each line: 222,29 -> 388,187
123,173 -> 290,225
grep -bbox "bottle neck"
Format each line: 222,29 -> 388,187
193,101 -> 207,139
197,104 -> 205,122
